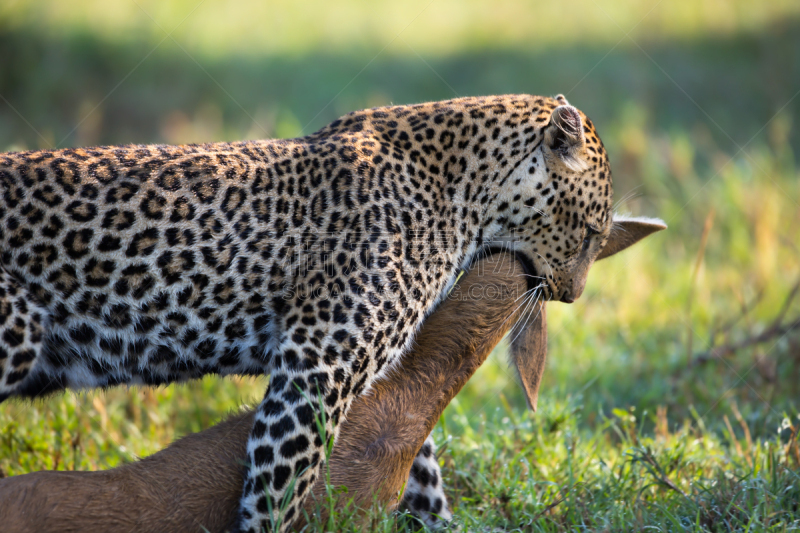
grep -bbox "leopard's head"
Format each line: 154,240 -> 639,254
486,95 -> 665,302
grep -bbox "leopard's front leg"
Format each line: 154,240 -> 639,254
237,354 -> 354,532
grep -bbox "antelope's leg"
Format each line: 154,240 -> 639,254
0,412 -> 254,533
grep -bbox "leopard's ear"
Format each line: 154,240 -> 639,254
597,215 -> 667,260
510,301 -> 547,411
544,105 -> 587,172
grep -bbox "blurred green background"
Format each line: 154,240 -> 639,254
1,1 -> 799,529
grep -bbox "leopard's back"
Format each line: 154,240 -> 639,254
0,115 -> 465,396
0,141 -> 305,392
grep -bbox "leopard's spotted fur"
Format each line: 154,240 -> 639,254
0,94 -> 613,531
402,435 -> 452,528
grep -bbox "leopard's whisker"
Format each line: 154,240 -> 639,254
507,288 -> 543,346
505,284 -> 545,324
523,203 -> 546,217
612,186 -> 643,212
512,286 -> 536,304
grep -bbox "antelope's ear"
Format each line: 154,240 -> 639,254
544,105 -> 586,171
597,215 -> 667,261
510,301 -> 547,412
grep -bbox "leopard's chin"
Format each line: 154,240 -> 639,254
512,251 -> 543,294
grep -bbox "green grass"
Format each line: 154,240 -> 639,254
1,0 -> 799,530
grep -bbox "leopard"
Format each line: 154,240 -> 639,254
401,435 -> 452,528
0,94 -> 653,532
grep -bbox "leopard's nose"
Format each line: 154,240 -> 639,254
559,285 -> 577,303
559,275 -> 586,304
